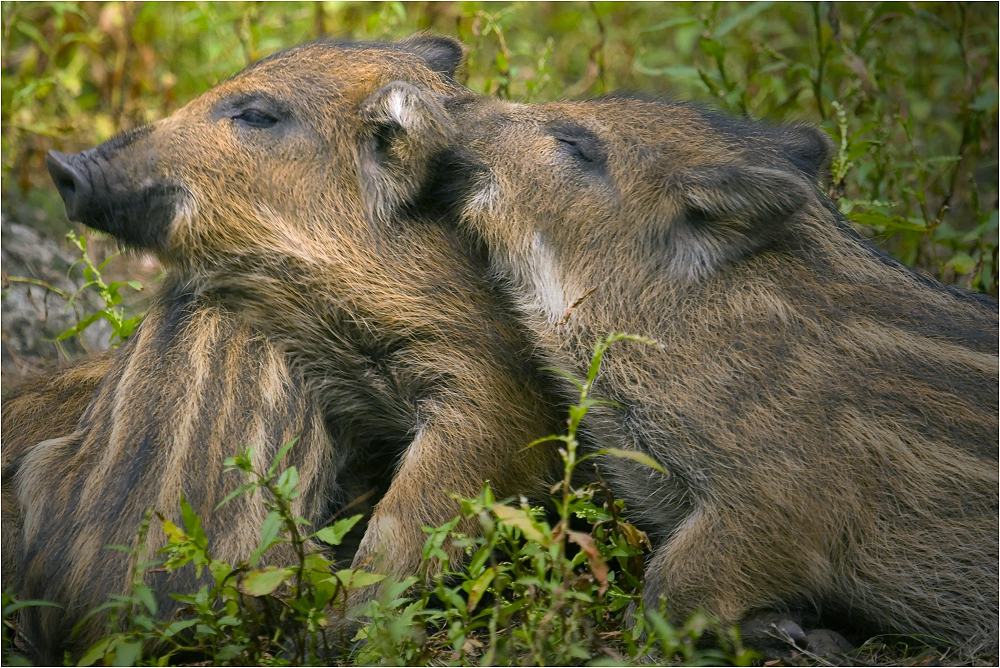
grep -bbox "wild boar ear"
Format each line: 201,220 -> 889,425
401,34 -> 468,81
358,81 -> 455,225
774,124 -> 834,181
663,165 -> 813,282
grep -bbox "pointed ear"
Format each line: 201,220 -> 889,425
662,165 -> 813,282
774,124 -> 834,181
358,81 -> 456,225
401,34 -> 468,82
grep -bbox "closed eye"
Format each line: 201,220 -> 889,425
233,109 -> 279,129
546,122 -> 604,168
555,135 -> 594,163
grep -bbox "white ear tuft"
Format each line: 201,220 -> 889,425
358,81 -> 456,225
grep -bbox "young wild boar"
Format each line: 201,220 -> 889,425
21,37 -> 564,660
358,83 -> 999,659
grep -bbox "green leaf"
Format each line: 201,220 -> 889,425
2,598 -> 64,615
15,21 -> 49,52
331,569 -> 386,589
99,253 -> 120,272
133,584 -> 157,615
592,448 -> 668,475
76,635 -> 120,667
242,566 -> 293,596
971,89 -> 998,112
467,543 -> 491,577
699,37 -> 726,63
214,482 -> 257,510
634,63 -> 702,83
116,316 -> 142,340
53,312 -> 102,340
948,252 -> 977,275
162,618 -> 198,638
539,365 -> 584,390
491,504 -> 549,546
111,639 -> 142,667
72,601 -> 128,635
250,511 -> 283,566
275,465 -> 299,498
551,11 -> 582,32
849,122 -> 879,142
215,645 -> 245,662
715,1 -> 775,36
495,51 -> 508,72
466,567 -> 496,613
847,140 -> 879,162
313,514 -> 364,545
640,16 -> 699,33
501,597 -> 528,617
850,210 -> 928,232
267,437 -> 299,477
160,518 -> 187,544
179,496 -> 205,545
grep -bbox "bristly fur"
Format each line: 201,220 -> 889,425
2,352 -> 111,592
6,286 -> 338,662
359,84 -> 999,660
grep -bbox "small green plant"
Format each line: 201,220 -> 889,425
76,438 -> 368,666
55,231 -> 144,346
1,230 -> 146,356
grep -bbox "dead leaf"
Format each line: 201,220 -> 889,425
568,530 -> 609,596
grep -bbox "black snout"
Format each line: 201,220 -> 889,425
46,150 -> 92,223
43,144 -> 177,251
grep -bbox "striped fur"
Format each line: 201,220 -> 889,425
5,285 -> 339,661
2,351 -> 111,590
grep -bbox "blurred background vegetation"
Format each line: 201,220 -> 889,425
1,1 -> 997,293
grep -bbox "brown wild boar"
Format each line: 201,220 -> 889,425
357,82 -> 999,659
16,37 -> 564,661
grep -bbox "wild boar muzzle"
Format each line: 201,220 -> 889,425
45,128 -> 177,250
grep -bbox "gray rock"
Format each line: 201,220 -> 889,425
2,211 -> 113,389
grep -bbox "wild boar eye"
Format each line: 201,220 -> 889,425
233,109 -> 279,129
555,136 -> 594,163
546,123 -> 604,169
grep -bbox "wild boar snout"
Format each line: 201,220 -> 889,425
45,137 -> 178,250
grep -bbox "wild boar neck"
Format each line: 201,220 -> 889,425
478,209 -> 689,362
